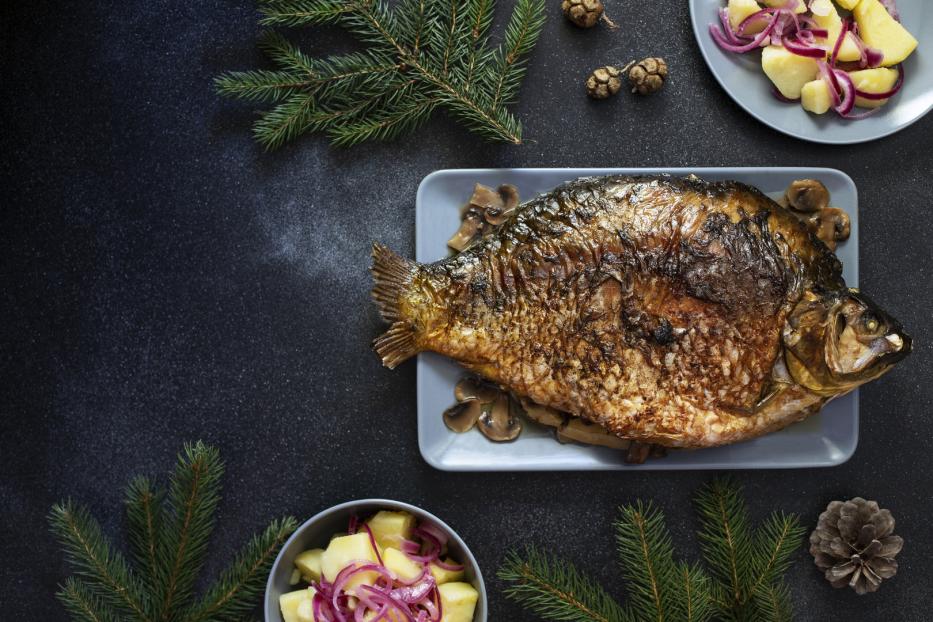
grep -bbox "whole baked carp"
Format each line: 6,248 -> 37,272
371,175 -> 910,448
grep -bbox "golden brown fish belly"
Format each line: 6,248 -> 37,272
374,175 -> 846,447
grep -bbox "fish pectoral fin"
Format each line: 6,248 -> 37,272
374,321 -> 420,369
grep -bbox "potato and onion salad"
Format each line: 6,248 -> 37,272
278,510 -> 479,622
710,0 -> 917,119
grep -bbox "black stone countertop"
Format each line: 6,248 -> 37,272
2,1 -> 931,619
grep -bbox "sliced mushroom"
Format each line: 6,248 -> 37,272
556,418 -> 630,450
484,184 -> 520,226
785,179 -> 830,213
518,396 -> 566,427
443,400 -> 483,433
467,183 -> 506,212
625,441 -> 652,464
446,207 -> 485,252
805,207 -> 850,251
477,392 -> 521,442
454,376 -> 500,403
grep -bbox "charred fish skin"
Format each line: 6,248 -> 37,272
372,175 -> 910,448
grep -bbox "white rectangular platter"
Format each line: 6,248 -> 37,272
416,168 -> 858,470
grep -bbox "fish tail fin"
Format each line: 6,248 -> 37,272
371,243 -> 420,368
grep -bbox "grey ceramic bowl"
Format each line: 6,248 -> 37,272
264,499 -> 487,622
689,0 -> 932,144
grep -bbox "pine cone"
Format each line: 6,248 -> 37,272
586,66 -> 623,99
628,57 -> 668,95
809,498 -> 903,595
561,0 -> 604,28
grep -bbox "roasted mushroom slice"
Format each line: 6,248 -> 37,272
442,400 -> 483,433
556,418 -> 630,450
484,184 -> 520,226
805,207 -> 850,251
455,376 -> 499,403
477,392 -> 521,442
785,179 -> 830,213
624,441 -> 668,464
518,396 -> 566,427
446,207 -> 485,252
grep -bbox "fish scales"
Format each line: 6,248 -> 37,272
372,175 -> 910,448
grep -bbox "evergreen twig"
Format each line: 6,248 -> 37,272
217,0 -> 546,148
498,478 -> 803,622
187,517 -> 299,622
50,442 -> 297,622
498,546 -> 630,622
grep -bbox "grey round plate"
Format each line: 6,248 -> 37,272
688,0 -> 932,144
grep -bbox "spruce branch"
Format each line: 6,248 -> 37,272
49,501 -> 152,621
186,517 -> 299,622
125,476 -> 165,592
615,501 -> 712,622
218,0 -> 546,148
57,577 -> 120,622
500,479 -> 803,622
694,478 -> 753,610
498,546 -> 630,622
50,441 -> 296,622
153,441 -> 224,619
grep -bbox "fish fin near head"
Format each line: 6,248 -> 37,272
371,242 -> 417,323
374,321 -> 419,369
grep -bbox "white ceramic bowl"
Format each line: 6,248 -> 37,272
264,499 -> 487,621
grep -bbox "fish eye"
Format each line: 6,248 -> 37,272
861,313 -> 881,333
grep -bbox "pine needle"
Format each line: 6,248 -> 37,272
498,546 -> 630,622
218,0 -> 546,147
50,442 -> 297,622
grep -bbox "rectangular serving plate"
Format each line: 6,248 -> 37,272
416,168 -> 858,471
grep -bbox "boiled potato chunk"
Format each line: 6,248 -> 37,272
321,533 -> 379,591
294,548 -> 325,582
296,598 -> 314,622
383,547 -> 424,582
728,0 -> 767,34
279,588 -> 314,622
836,0 -> 859,8
366,511 -> 416,551
812,3 -> 861,62
849,67 -> 899,108
439,582 -> 479,622
760,0 -> 806,13
801,79 -> 832,114
761,46 -> 819,99
430,559 -> 466,585
854,0 -> 918,66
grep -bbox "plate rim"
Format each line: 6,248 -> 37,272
687,0 -> 933,145
416,167 -> 859,471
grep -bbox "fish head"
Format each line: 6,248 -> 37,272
782,289 -> 911,395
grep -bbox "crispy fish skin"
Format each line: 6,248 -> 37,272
372,175 -> 908,448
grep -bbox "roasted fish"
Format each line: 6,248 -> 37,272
372,175 -> 910,448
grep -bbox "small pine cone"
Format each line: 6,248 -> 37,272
628,57 -> 668,95
586,66 -> 623,99
809,497 -> 903,595
561,0 -> 604,28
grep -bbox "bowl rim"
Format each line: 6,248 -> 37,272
264,498 -> 488,622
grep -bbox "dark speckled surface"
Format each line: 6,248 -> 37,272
2,1 -> 931,620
